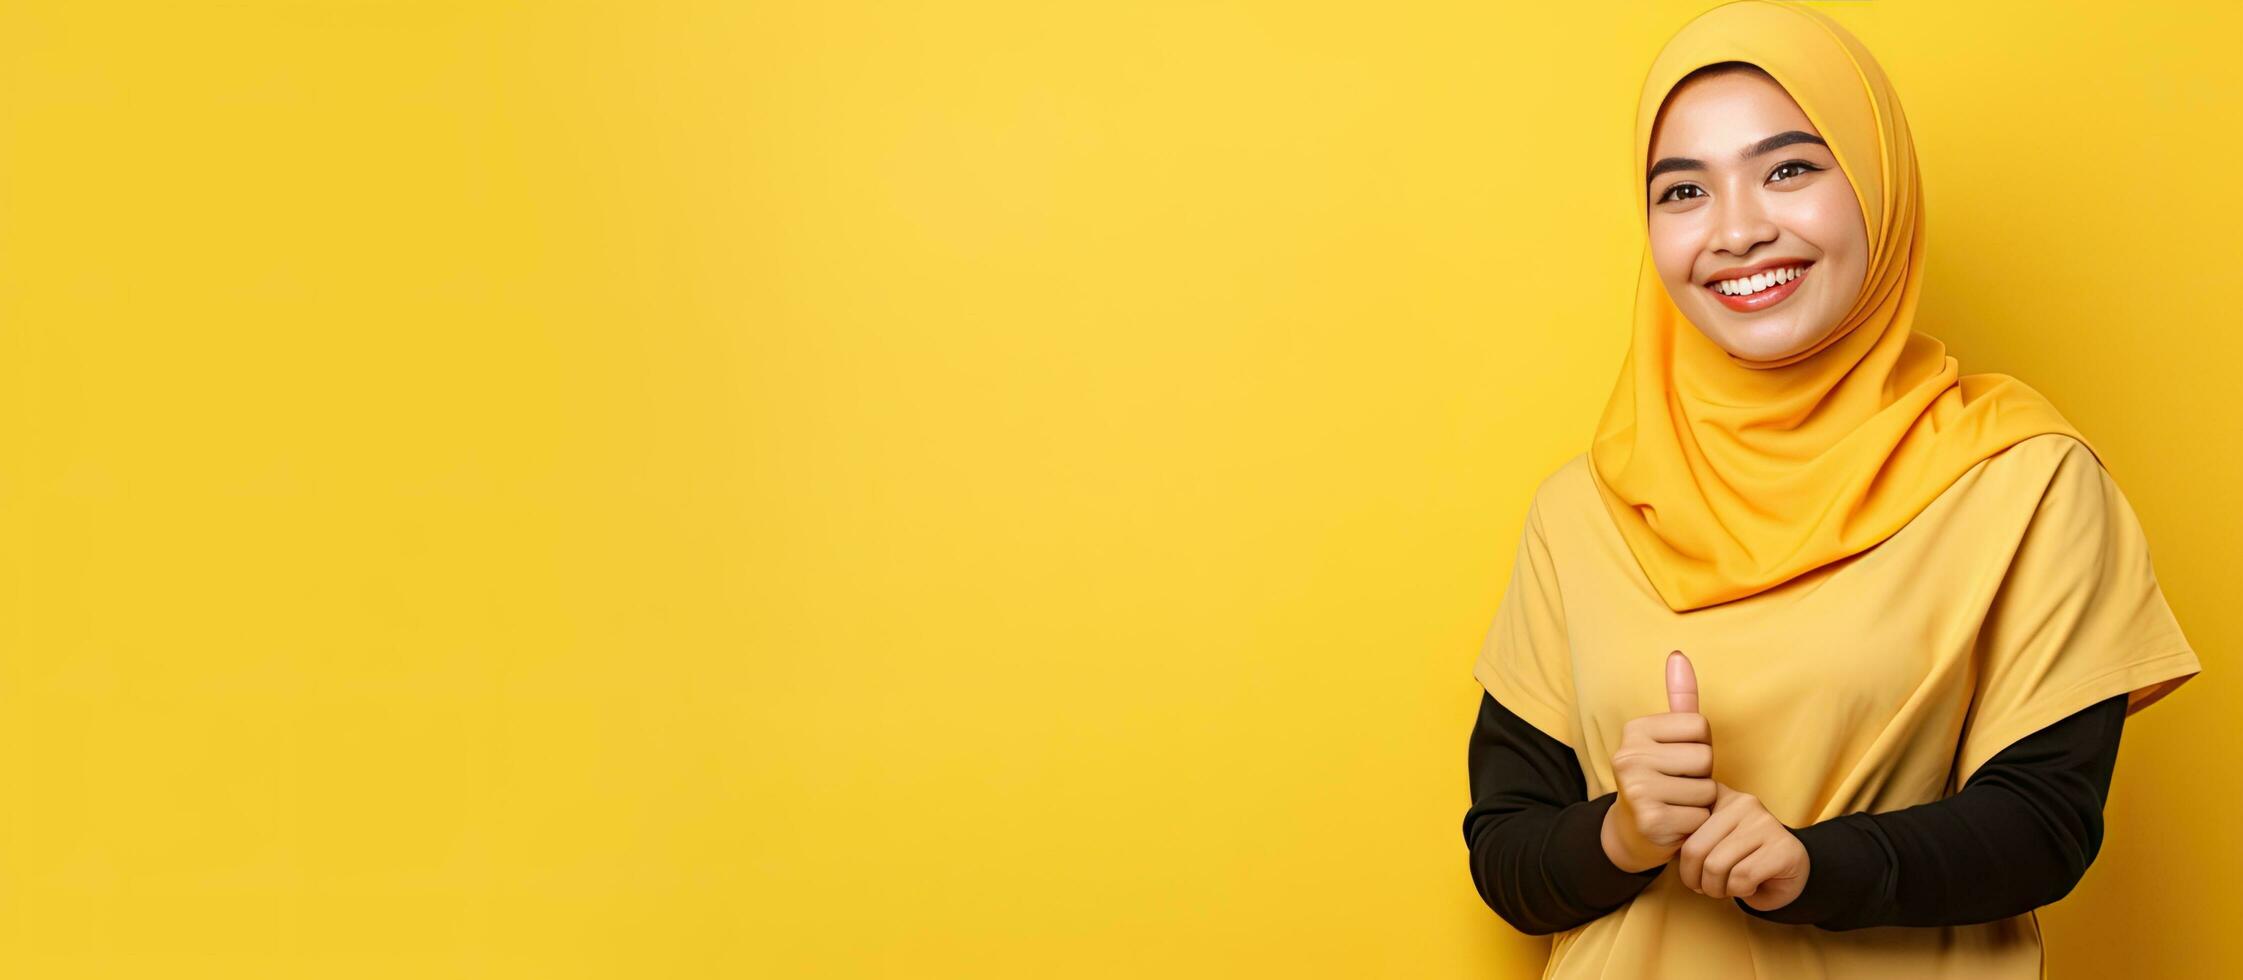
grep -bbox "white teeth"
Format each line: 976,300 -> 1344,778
1714,265 -> 1804,296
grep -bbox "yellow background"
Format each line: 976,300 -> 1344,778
0,0 -> 2233,976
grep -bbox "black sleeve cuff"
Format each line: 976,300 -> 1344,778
1550,792 -> 1667,910
1735,813 -> 1892,929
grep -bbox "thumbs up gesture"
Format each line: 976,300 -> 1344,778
1647,652 -> 1811,911
1599,651 -> 1719,873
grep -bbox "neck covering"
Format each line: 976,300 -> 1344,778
1590,0 -> 2094,612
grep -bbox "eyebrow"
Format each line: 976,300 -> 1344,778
1646,131 -> 1829,185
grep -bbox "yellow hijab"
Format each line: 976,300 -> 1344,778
1591,0 -> 2093,612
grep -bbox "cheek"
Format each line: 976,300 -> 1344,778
1780,189 -> 1871,316
1778,185 -> 1865,265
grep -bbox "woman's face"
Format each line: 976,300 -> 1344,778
1645,69 -> 1869,363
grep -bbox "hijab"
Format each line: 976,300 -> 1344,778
1590,0 -> 2094,612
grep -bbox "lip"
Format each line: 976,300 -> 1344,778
1702,258 -> 1814,285
1707,263 -> 1809,312
1704,257 -> 1812,284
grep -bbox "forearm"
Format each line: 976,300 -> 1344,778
1466,693 -> 1665,934
1739,693 -> 2126,930
1469,791 -> 1666,933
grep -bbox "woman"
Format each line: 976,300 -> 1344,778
1459,2 -> 2202,977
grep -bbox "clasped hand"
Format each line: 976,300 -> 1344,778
1599,650 -> 1809,910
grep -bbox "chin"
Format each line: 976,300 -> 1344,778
1703,318 -> 1831,363
1732,338 -> 1813,361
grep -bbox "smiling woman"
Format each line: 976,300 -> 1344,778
1461,1 -> 2202,978
1643,62 -> 1869,363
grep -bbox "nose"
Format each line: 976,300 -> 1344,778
1711,188 -> 1778,257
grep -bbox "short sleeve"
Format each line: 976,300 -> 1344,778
1472,494 -> 1581,750
1953,440 -> 2203,787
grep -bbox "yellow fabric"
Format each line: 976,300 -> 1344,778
1593,0 -> 2086,613
1474,433 -> 2202,978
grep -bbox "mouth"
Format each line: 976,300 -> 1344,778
1704,261 -> 1811,313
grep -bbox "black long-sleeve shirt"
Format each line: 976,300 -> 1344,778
1463,691 -> 2126,934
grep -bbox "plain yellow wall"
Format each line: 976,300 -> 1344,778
0,1 -> 2233,977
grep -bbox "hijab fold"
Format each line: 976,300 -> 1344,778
1591,0 -> 2093,612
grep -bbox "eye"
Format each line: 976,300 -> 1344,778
1769,160 -> 1822,183
1653,161 -> 1823,205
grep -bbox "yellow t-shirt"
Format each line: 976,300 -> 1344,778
1473,432 -> 2202,979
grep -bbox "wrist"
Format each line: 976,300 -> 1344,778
1736,816 -> 1876,927
1599,800 -> 1666,874
1549,795 -> 1667,911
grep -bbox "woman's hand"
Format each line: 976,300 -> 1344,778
1601,651 -> 1718,873
1675,782 -> 1810,910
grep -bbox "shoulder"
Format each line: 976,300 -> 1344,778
1992,431 -> 2101,472
1524,453 -> 1598,522
1967,433 -> 2159,569
1514,452 -> 1608,551
1962,432 -> 2113,508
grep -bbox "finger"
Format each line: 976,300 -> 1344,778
1700,828 -> 1764,899
1675,795 -> 1747,890
1635,802 -> 1713,851
1638,772 -> 1718,809
1666,650 -> 1698,714
1641,741 -> 1713,778
1729,848 -> 1775,899
1631,712 -> 1712,745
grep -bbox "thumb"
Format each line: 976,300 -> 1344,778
1666,650 -> 1699,714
